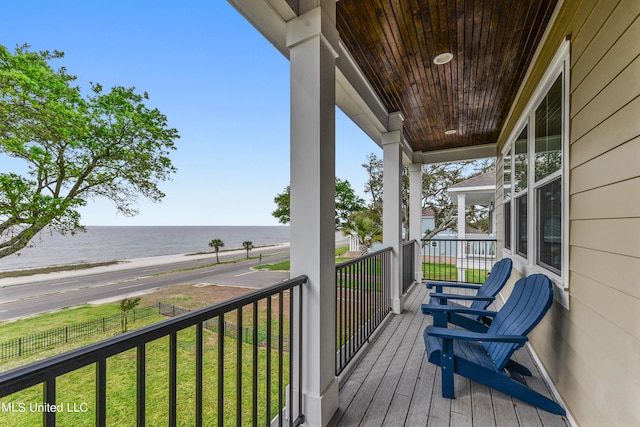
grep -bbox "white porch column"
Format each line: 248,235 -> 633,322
287,4 -> 339,426
408,162 -> 423,283
457,193 -> 466,282
382,112 -> 404,314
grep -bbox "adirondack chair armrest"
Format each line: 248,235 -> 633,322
421,304 -> 497,317
429,292 -> 495,302
425,326 -> 528,343
425,280 -> 482,292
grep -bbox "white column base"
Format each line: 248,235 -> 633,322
298,378 -> 339,427
391,297 -> 403,314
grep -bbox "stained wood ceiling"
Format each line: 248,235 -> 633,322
336,0 -> 558,154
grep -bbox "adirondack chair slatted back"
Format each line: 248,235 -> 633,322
483,274 -> 553,371
468,257 -> 512,311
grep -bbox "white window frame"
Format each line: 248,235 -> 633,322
501,39 -> 570,309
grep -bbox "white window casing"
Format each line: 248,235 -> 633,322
501,38 -> 570,309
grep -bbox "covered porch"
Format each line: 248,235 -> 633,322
8,0 -> 640,426
227,0 -> 564,425
330,283 -> 568,427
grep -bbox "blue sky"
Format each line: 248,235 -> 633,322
0,0 -> 380,226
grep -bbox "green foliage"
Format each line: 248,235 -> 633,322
208,238 -> 224,263
361,153 -> 383,219
242,240 -> 253,258
341,209 -> 382,255
271,178 -> 365,231
362,153 -> 495,239
0,44 -> 179,258
271,185 -> 291,224
334,178 -> 366,230
119,297 -> 141,332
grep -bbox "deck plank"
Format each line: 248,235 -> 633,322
332,282 -> 569,427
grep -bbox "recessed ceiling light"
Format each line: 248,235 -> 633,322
445,129 -> 457,135
433,52 -> 453,65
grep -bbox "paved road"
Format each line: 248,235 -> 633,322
0,248 -> 290,321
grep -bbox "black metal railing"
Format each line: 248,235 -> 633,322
158,302 -> 290,351
0,276 -> 307,427
0,305 -> 160,362
421,238 -> 497,284
402,240 -> 417,293
335,248 -> 391,375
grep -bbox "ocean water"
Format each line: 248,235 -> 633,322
0,226 -> 290,271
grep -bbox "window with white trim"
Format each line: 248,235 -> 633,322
501,39 -> 570,305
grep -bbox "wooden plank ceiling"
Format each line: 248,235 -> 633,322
336,0 -> 558,154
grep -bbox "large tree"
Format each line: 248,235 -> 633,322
0,45 -> 179,258
272,177 -> 365,231
362,153 -> 495,239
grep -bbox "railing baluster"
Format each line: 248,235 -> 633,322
43,378 -> 55,427
218,314 -> 224,427
169,332 -> 177,427
335,248 -> 393,375
137,344 -> 146,427
252,302 -> 258,427
278,291 -> 284,427
266,296 -> 272,425
421,238 -> 497,283
96,359 -> 106,427
297,285 -> 304,426
236,308 -> 242,427
196,323 -> 203,427
289,290 -> 294,427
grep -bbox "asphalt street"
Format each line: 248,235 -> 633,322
0,248 -> 290,321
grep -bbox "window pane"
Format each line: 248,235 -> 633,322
516,194 -> 527,257
537,178 -> 562,274
504,200 -> 511,250
503,149 -> 512,201
535,75 -> 562,181
514,126 -> 528,192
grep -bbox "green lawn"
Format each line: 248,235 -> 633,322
422,263 -> 489,284
0,296 -> 292,426
0,327 -> 290,426
260,246 -> 350,271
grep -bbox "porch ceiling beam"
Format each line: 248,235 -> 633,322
419,143 -> 497,164
228,0 -> 292,57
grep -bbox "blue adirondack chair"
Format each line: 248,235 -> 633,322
423,274 -> 566,416
422,257 -> 512,332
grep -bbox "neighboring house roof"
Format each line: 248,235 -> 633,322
448,170 -> 496,206
465,224 -> 487,234
422,207 -> 435,217
448,170 -> 496,190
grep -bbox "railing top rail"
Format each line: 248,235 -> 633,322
0,275 -> 308,397
402,239 -> 418,247
336,246 -> 392,269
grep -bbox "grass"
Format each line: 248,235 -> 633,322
0,327 -> 290,426
260,245 -> 351,272
0,306 -> 165,372
0,304 -> 135,338
0,292 -> 293,426
422,263 -> 489,284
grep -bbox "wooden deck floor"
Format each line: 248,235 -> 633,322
329,282 -> 569,427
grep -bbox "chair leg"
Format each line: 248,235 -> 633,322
464,367 -> 566,416
441,343 -> 455,398
505,359 -> 533,377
